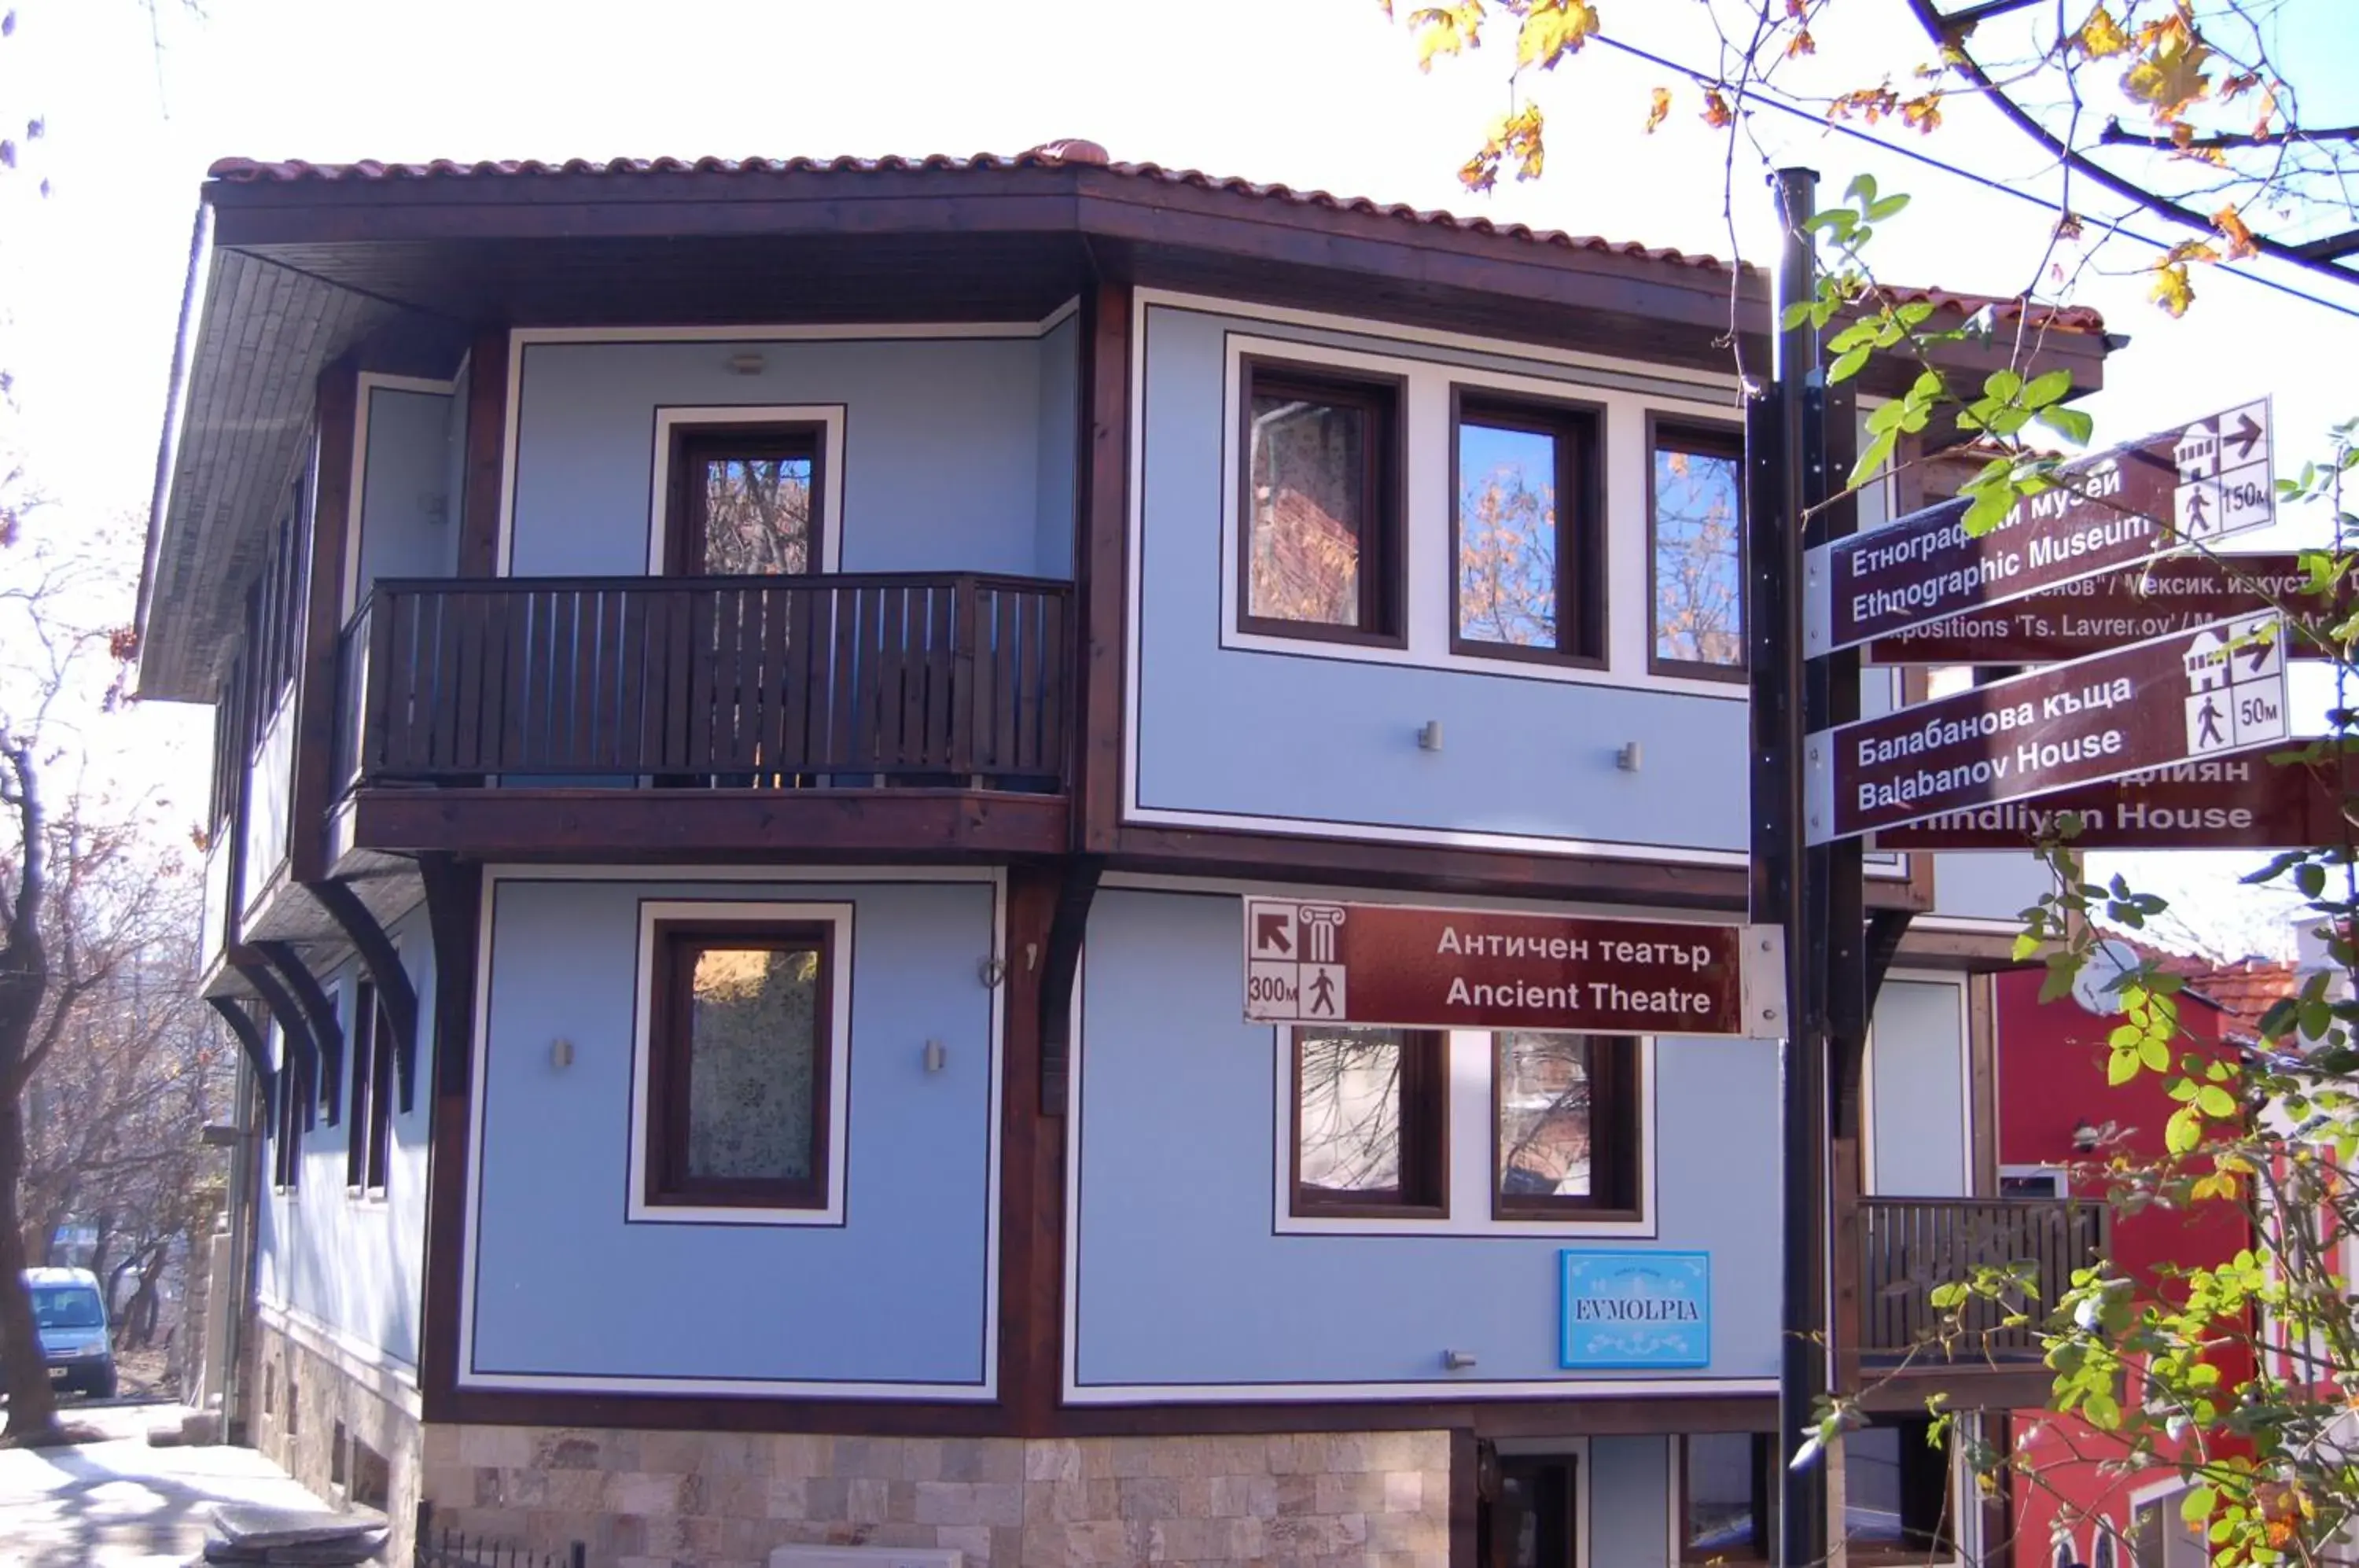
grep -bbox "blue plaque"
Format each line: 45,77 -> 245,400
1559,1250 -> 1711,1369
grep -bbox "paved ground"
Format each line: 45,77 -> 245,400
0,1401 -> 329,1567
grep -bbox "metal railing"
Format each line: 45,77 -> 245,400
1854,1194 -> 2107,1364
339,573 -> 1070,792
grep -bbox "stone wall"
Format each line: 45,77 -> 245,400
251,1312 -> 424,1562
419,1426 -> 1454,1568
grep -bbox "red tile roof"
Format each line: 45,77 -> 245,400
202,141 -> 2107,335
2155,953 -> 2298,1036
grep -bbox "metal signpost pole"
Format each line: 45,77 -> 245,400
1752,165 -> 1835,1568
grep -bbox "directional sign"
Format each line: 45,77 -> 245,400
1804,612 -> 2289,844
1241,898 -> 1776,1038
1868,755 -> 2339,852
1865,551 -> 2340,665
1806,399 -> 2273,656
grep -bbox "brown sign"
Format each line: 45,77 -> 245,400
1865,553 -> 2339,665
1806,400 -> 2273,655
1869,756 -> 2339,852
1239,898 -> 1764,1037
1805,612 -> 2290,844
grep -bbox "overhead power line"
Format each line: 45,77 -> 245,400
1595,31 -> 2359,325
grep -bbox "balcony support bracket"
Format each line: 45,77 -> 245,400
253,940 -> 346,1126
205,995 -> 276,1137
306,877 -> 421,1113
1039,854 -> 1103,1116
226,946 -> 318,1132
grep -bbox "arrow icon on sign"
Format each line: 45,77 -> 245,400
2243,628 -> 2278,675
1255,911 -> 1294,955
2229,411 -> 2264,461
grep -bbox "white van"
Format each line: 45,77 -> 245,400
23,1266 -> 116,1399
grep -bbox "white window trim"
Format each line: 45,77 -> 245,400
1218,331 -> 1750,700
644,405 -> 848,576
2000,1161 -> 2072,1199
1860,970 -> 1976,1198
1272,1027 -> 1658,1238
626,898 -> 854,1227
340,371 -> 458,623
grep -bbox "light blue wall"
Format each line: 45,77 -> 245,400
1870,977 -> 1973,1198
1591,1437 -> 1674,1568
508,336 -> 1068,581
1070,889 -> 1780,1391
466,876 -> 998,1389
353,387 -> 457,598
1035,316 -> 1079,578
254,901 -> 436,1365
1131,304 -> 1751,852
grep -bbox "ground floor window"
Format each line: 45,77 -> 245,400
1683,1434 -> 1775,1560
1843,1418 -> 1955,1559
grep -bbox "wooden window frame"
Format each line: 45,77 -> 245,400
1288,1027 -> 1449,1220
1679,1434 -> 1776,1562
345,979 -> 395,1196
643,919 -> 837,1213
1236,358 -> 1407,649
1842,1418 -> 1957,1562
1647,416 -> 1750,683
1491,1033 -> 1643,1221
1448,387 -> 1607,668
664,422 -> 828,580
273,1043 -> 310,1193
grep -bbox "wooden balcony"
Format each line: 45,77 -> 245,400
1844,1194 -> 2107,1404
334,573 -> 1073,860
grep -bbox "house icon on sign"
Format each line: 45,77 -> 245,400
2183,629 -> 2231,693
2175,425 -> 2218,484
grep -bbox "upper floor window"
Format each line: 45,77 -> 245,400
668,425 -> 823,576
1683,1434 -> 1776,1562
1493,1032 -> 1640,1217
1240,361 -> 1404,644
643,919 -> 834,1213
272,1041 -> 311,1192
1292,1026 -> 1446,1216
1651,421 -> 1746,678
1452,394 -> 1603,664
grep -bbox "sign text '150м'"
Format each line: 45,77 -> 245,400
1241,898 -> 1771,1037
1806,399 -> 2272,655
1804,611 -> 2289,844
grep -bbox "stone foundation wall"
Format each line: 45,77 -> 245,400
251,1312 -> 424,1562
420,1425 -> 1453,1568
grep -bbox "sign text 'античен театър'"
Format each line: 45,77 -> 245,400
1240,899 -> 1767,1037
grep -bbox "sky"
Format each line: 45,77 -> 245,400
1,0 -> 2354,955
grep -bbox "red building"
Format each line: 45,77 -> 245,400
1995,948 -> 2287,1568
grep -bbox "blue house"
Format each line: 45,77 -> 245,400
140,140 -> 2111,1568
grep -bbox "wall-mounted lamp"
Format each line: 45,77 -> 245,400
1441,1349 -> 1478,1371
1617,742 -> 1643,772
923,1040 -> 947,1075
2070,1119 -> 2102,1154
727,352 -> 766,377
550,1038 -> 576,1070
1417,720 -> 1444,753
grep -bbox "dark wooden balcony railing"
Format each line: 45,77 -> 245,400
338,574 -> 1069,792
1854,1195 -> 2107,1366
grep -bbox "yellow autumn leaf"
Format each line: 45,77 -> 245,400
2151,259 -> 2195,317
1516,0 -> 1599,72
1901,92 -> 1943,133
1787,27 -> 1816,57
2122,13 -> 2213,120
1701,87 -> 1733,128
2214,204 -> 2258,260
1645,85 -> 1672,133
2075,3 -> 2130,58
1409,2 -> 1488,72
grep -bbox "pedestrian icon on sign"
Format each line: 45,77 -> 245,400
2196,696 -> 2225,749
1308,969 -> 1338,1016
